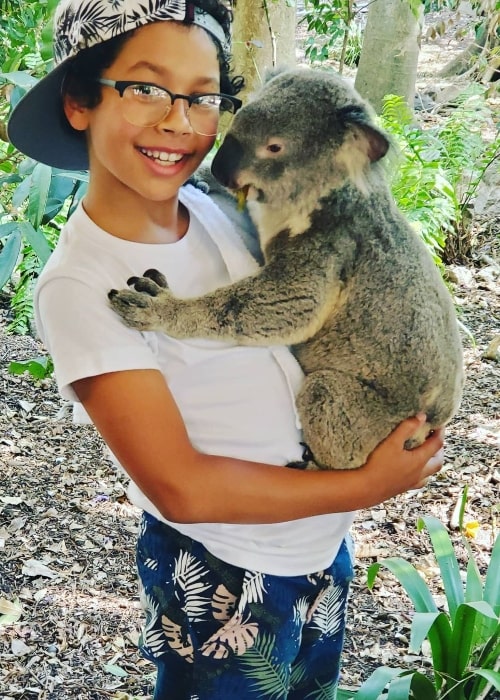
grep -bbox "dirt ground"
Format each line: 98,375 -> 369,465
1,8 -> 499,700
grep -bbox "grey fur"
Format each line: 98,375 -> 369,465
109,67 -> 464,470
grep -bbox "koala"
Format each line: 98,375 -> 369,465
109,67 -> 464,470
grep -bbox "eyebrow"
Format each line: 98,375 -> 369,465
127,61 -> 219,90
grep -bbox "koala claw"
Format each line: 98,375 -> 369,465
143,269 -> 169,288
125,270 -> 168,297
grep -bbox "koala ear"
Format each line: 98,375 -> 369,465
338,105 -> 389,162
263,65 -> 291,84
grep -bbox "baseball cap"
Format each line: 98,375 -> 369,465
7,0 -> 231,171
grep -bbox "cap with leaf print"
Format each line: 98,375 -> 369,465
7,0 -> 231,170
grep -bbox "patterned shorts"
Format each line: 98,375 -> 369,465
136,512 -> 354,700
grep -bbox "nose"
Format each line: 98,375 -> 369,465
211,134 -> 243,188
156,98 -> 193,134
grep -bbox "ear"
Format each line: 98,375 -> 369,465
62,94 -> 90,132
338,105 -> 389,162
262,65 -> 289,84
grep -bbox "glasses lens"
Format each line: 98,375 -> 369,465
122,84 -> 171,127
189,96 -> 236,136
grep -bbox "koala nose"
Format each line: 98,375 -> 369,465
211,133 -> 244,189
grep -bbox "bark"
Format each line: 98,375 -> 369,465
232,0 -> 296,97
354,0 -> 423,114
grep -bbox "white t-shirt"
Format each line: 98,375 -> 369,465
35,184 -> 354,576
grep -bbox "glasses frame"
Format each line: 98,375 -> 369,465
97,78 -> 242,133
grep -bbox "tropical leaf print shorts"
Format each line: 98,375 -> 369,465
136,513 -> 354,700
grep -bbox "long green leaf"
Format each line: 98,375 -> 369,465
0,230 -> 22,289
409,672 -> 437,699
484,535 -> 500,615
368,558 -> 437,612
465,556 -> 484,604
418,516 -> 464,621
468,600 -> 499,651
0,222 -> 19,237
410,611 -> 442,653
386,673 -> 413,699
337,690 -> 356,700
427,615 -> 453,689
355,667 -> 406,700
470,668 -> 500,693
468,628 -> 500,698
449,603 -> 479,681
18,221 -> 53,264
27,163 -> 52,229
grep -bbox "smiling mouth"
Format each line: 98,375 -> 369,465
139,148 -> 185,166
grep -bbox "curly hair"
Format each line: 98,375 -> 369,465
63,0 -> 243,109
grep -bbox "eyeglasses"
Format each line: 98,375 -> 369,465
97,79 -> 242,136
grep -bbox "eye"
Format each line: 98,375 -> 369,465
266,139 -> 285,155
130,84 -> 165,101
267,143 -> 282,153
193,94 -> 222,108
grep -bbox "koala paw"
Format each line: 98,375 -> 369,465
108,269 -> 170,331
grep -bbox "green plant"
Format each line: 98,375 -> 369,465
301,0 -> 362,70
338,491 -> 500,699
0,154 -> 88,330
0,0 -> 83,337
9,354 -> 53,380
380,95 -> 457,264
380,90 -> 500,265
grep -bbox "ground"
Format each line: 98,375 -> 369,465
0,8 -> 499,700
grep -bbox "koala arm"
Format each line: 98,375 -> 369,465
109,263 -> 339,346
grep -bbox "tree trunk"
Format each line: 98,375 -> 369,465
232,0 -> 296,97
354,0 -> 423,114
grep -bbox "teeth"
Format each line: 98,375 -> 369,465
140,148 -> 184,164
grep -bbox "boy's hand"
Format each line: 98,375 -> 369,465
362,414 -> 445,502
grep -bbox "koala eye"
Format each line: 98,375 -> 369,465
267,143 -> 282,153
256,139 -> 285,160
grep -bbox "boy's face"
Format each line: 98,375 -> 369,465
64,21 -> 219,207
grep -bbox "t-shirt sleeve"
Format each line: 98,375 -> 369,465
35,275 -> 162,402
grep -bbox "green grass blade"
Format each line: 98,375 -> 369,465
418,516 -> 464,621
484,534 -> 500,615
367,558 -> 437,612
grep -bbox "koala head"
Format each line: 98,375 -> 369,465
211,67 -> 389,210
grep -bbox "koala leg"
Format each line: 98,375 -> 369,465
296,370 -> 403,471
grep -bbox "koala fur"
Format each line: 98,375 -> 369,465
109,67 -> 464,470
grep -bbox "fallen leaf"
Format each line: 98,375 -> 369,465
11,638 -> 32,656
103,663 -> 128,678
0,598 -> 23,625
21,559 -> 58,579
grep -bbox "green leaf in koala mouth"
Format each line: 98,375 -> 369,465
236,185 -> 250,211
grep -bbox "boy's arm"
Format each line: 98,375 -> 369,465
73,368 -> 444,525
